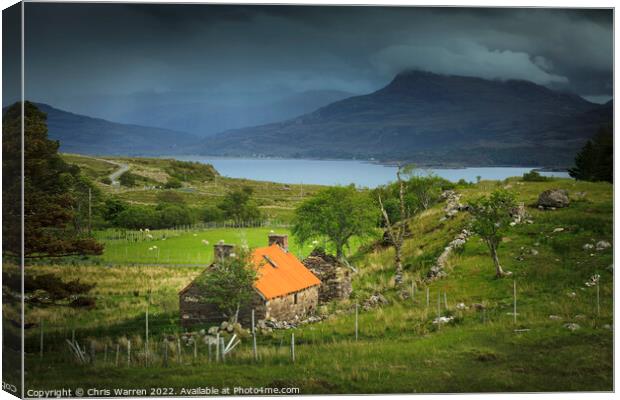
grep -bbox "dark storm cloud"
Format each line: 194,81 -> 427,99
15,4 -> 613,115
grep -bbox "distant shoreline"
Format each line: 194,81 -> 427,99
168,154 -> 569,172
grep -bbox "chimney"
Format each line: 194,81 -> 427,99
268,234 -> 289,252
214,240 -> 235,261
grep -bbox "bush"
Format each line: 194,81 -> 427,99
100,177 -> 112,185
119,171 -> 138,187
164,178 -> 183,189
522,170 -> 549,182
202,204 -> 224,222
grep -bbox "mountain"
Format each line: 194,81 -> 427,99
33,103 -> 198,156
65,89 -> 355,137
199,71 -> 612,167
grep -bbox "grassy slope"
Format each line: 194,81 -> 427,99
61,153 -> 325,221
21,178 -> 613,393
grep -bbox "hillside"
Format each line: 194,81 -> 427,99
16,177 -> 613,392
35,103 -> 198,156
199,71 -> 612,167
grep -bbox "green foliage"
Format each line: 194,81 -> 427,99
218,186 -> 261,223
3,271 -> 95,304
156,204 -> 194,228
113,205 -> 159,229
165,159 -> 218,182
119,171 -> 138,187
2,102 -> 103,257
568,126 -> 613,183
100,177 -> 112,185
522,170 -> 549,182
293,185 -> 378,257
373,172 -> 451,225
112,203 -> 195,230
202,204 -> 225,223
467,190 -> 516,249
164,178 -> 183,189
194,248 -> 257,323
467,189 -> 516,276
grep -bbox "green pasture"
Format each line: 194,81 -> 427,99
13,177 -> 613,393
93,226 -> 380,266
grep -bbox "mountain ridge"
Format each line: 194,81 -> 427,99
198,71 -> 611,167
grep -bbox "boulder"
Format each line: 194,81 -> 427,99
596,240 -> 611,251
537,189 -> 570,209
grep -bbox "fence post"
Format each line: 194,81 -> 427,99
597,279 -> 601,317
39,319 -> 44,360
513,280 -> 517,325
163,339 -> 169,367
193,337 -> 197,363
220,337 -> 226,362
145,304 -> 149,367
291,333 -> 295,363
177,339 -> 181,364
115,344 -> 119,367
444,292 -> 448,310
127,340 -> 131,366
215,333 -> 220,362
437,291 -> 441,317
355,304 -> 359,341
426,287 -> 430,308
252,310 -> 258,361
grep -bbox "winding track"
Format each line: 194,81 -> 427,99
94,158 -> 130,185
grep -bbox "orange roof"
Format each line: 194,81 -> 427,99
252,244 -> 321,300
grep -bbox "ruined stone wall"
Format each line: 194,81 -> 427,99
265,286 -> 319,321
303,253 -> 352,303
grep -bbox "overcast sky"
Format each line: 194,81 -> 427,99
5,4 -> 614,112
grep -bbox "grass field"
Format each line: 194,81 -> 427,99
14,177 -> 614,393
60,153 -> 326,222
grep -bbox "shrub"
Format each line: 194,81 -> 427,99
522,170 -> 549,182
100,177 -> 112,185
164,178 -> 183,189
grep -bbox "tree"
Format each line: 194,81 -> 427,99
218,186 -> 261,223
292,185 -> 378,258
522,170 -> 549,182
568,126 -> 613,183
2,102 -> 103,258
378,166 -> 413,287
467,190 -> 516,278
194,248 -> 257,323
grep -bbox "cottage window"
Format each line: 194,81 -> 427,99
294,293 -> 298,304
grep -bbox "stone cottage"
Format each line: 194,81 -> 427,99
302,249 -> 352,303
179,234 -> 321,328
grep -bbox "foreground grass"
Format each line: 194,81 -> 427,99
17,178 -> 613,393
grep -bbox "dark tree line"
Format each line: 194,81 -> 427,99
569,125 -> 613,183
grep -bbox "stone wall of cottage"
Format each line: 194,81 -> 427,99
265,286 -> 319,321
179,284 -> 267,328
180,284 -> 320,327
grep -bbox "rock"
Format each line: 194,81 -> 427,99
549,315 -> 562,320
583,243 -> 594,250
552,227 -> 565,233
537,189 -> 570,209
432,316 -> 454,325
574,314 -> 586,320
199,329 -> 206,336
564,323 -> 580,331
455,302 -> 468,310
208,326 -> 219,335
510,202 -> 528,224
607,264 -> 613,272
220,321 -> 229,331
530,249 -> 539,256
603,324 -> 612,331
362,292 -> 389,310
595,240 -> 611,251
567,292 -> 577,298
472,303 -> 486,310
